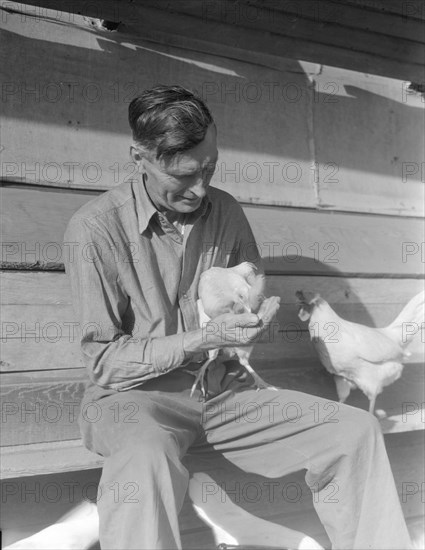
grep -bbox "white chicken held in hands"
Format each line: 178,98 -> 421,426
191,262 -> 280,398
296,290 -> 424,415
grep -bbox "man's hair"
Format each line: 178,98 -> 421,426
128,85 -> 214,162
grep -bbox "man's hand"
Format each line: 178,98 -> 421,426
182,296 -> 280,356
202,296 -> 281,349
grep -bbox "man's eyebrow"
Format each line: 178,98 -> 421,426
170,153 -> 219,176
172,165 -> 200,176
186,158 -> 218,173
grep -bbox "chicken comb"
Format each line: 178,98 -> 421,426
295,290 -> 307,303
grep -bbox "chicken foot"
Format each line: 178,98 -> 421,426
190,350 -> 219,398
239,357 -> 278,392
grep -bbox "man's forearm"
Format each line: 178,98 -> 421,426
82,331 -> 187,390
182,328 -> 210,356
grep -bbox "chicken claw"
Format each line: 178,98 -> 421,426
242,362 -> 278,392
190,357 -> 215,398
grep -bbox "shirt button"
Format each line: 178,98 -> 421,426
182,292 -> 188,299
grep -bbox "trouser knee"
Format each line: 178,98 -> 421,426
113,431 -> 180,466
337,406 -> 381,454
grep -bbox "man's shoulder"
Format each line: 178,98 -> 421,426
68,181 -> 134,226
208,186 -> 243,214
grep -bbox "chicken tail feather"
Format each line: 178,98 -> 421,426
384,290 -> 425,346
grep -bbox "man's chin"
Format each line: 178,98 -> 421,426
174,198 -> 202,212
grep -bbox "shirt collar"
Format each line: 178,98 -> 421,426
132,176 -> 157,234
132,175 -> 212,235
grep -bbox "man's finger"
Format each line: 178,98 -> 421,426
235,313 -> 261,327
258,296 -> 280,321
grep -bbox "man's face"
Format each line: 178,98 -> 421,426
137,124 -> 218,214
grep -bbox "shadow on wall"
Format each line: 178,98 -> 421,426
1,16 -> 424,181
261,255 -> 376,328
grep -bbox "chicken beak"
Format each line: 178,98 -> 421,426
298,306 -> 312,322
296,290 -> 314,321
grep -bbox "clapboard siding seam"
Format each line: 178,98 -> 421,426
248,0 -> 425,41
14,0 -> 425,52
3,266 -> 425,279
2,181 -> 425,221
3,272 -> 424,304
335,0 -> 425,20
1,364 -> 424,447
130,1 -> 425,62
3,182 -> 424,275
240,202 -> 425,221
0,179 -> 107,194
0,367 -> 86,374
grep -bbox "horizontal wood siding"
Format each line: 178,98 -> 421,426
2,358 -> 424,446
2,272 -> 424,331
1,1 -> 424,215
9,0 -> 425,80
1,270 -> 424,376
2,186 -> 424,276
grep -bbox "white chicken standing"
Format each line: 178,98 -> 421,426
190,262 -> 278,397
296,290 -> 425,414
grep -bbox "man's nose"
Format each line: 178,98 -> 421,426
189,178 -> 208,198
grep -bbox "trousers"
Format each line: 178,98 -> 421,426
79,363 -> 412,550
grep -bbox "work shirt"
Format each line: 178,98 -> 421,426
64,177 -> 261,391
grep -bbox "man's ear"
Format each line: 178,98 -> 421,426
130,145 -> 142,165
130,146 -> 154,175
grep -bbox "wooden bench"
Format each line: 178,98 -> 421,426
1,184 -> 424,548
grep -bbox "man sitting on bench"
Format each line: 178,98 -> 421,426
64,85 -> 412,550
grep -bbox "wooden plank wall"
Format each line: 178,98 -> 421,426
9,0 -> 425,82
1,1 -> 424,215
1,0 -> 424,442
